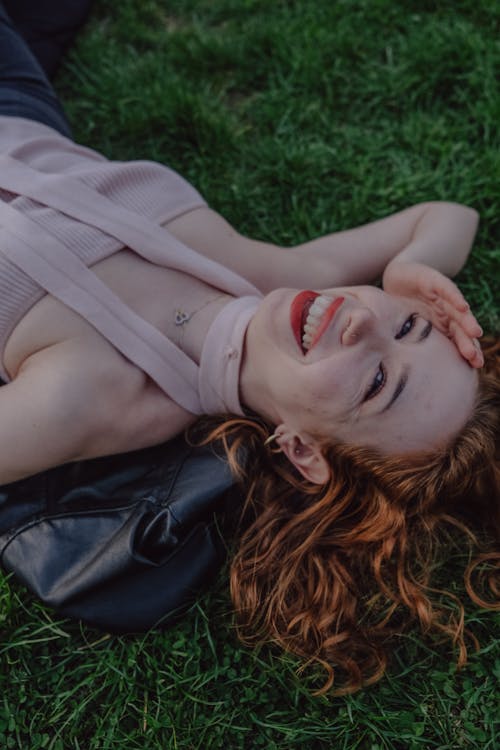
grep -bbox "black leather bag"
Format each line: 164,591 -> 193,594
0,436 -> 238,632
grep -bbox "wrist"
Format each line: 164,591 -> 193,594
382,256 -> 411,290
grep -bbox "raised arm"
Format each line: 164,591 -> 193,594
166,201 -> 479,293
291,201 -> 479,285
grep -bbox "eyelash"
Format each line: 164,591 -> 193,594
395,313 -> 417,340
363,314 -> 417,402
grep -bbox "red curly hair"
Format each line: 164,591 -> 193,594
200,338 -> 500,695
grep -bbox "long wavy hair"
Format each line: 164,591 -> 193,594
198,338 -> 500,695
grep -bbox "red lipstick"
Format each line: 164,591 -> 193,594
290,291 -> 345,353
309,296 -> 344,350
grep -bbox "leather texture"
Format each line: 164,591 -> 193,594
0,436 -> 238,632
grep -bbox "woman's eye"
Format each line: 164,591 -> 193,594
395,313 -> 417,339
364,363 -> 386,402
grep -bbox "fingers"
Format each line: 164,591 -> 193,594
441,281 -> 470,313
448,321 -> 484,368
429,276 -> 484,368
434,298 -> 483,338
386,263 -> 484,368
471,339 -> 485,368
428,274 -> 473,313
425,272 -> 483,338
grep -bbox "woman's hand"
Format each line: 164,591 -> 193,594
382,260 -> 484,368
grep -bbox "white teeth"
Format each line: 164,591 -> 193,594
316,294 -> 332,307
301,295 -> 333,351
309,300 -> 326,317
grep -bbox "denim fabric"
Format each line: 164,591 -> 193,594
0,2 -> 72,137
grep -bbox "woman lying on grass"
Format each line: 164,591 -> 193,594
1,1 -> 498,693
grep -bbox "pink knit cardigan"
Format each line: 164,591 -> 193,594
0,116 -> 262,414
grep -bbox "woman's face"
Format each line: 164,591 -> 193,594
241,286 -> 478,455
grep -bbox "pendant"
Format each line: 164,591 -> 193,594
174,309 -> 191,326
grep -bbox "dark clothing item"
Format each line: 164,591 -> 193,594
0,1 -> 91,136
0,435 -> 232,633
3,0 -> 92,78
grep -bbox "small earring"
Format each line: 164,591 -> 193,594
263,432 -> 283,454
263,432 -> 279,447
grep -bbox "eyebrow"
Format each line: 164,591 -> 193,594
418,320 -> 433,342
382,370 -> 408,413
381,320 -> 433,413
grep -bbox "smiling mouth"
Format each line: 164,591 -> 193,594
291,291 -> 345,353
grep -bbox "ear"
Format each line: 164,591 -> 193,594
275,426 -> 331,485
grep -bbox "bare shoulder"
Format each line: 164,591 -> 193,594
42,335 -> 196,458
0,336 -> 194,484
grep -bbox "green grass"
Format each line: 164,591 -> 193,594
1,0 -> 499,747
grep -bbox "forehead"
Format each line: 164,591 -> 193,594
341,327 -> 478,454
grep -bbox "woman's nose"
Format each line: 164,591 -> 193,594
341,308 -> 377,346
